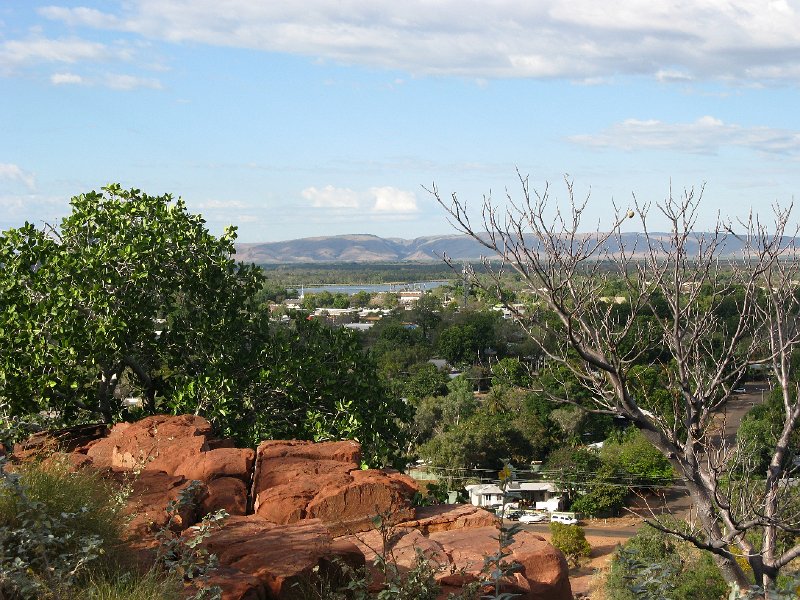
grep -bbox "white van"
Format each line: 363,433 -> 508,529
550,512 -> 579,525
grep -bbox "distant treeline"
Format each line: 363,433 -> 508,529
257,262 -> 476,286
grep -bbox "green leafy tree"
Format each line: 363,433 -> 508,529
0,184 -> 264,423
601,428 -> 674,487
570,466 -> 628,517
350,290 -> 372,308
408,293 -> 442,341
418,411 -> 530,472
0,185 -> 407,466
437,324 -> 479,365
491,357 -> 531,388
400,363 -> 450,403
545,447 -> 602,506
244,316 -> 409,467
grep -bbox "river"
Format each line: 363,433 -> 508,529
299,280 -> 450,295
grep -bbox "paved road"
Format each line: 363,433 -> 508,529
515,521 -> 638,539
716,384 -> 769,445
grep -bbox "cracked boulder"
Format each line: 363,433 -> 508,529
251,440 -> 417,535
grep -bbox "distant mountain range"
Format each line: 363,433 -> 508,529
235,232 -> 756,264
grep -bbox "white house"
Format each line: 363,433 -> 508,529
398,290 -> 424,306
465,481 -> 564,511
464,483 -> 506,508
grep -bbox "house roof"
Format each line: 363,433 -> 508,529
466,481 -> 559,495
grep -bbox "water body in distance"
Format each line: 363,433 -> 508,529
301,280 -> 449,295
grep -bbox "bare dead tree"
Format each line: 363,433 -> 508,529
431,173 -> 800,590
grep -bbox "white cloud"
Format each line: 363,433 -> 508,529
302,185 -> 360,208
0,164 -> 36,190
369,187 -> 418,213
38,6 -> 124,30
50,72 -> 84,85
570,116 -> 800,155
33,0 -> 800,83
0,36 -> 116,68
655,69 -> 694,83
104,73 -> 162,90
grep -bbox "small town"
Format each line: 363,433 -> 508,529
4,1 -> 800,599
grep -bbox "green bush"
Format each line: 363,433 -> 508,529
605,523 -> 728,600
0,457 -> 128,598
549,522 -> 591,567
0,457 -> 126,546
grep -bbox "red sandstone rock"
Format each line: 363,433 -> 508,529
175,447 -> 255,483
202,516 -> 365,600
427,526 -> 573,600
304,469 -> 416,535
202,477 -> 249,516
187,567 -> 266,600
342,527 -> 449,588
122,471 -> 205,538
251,440 -> 416,535
396,503 -> 498,534
86,414 -> 212,473
255,439 -> 362,464
15,418 -> 571,600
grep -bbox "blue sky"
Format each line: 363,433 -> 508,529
3,1 -> 800,242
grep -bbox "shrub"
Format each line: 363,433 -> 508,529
0,456 -> 127,598
605,523 -> 727,600
0,457 -> 126,545
73,569 -> 184,600
549,522 -> 591,567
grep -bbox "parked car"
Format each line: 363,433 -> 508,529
519,513 -> 547,524
550,512 -> 579,525
733,387 -> 747,393
505,510 -> 523,521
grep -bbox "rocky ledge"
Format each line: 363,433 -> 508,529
13,415 -> 572,600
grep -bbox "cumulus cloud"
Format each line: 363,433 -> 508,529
301,184 -> 418,213
104,73 -> 162,90
302,185 -> 360,209
50,72 -> 84,85
570,116 -> 800,155
33,0 -> 800,83
369,187 -> 418,213
0,36 -> 120,68
0,164 -> 36,190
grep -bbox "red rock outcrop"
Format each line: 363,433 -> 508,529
75,415 -> 253,520
175,447 -> 255,483
202,477 -> 249,516
251,439 -> 417,535
14,416 -> 572,600
85,414 -> 212,473
396,503 -> 499,534
11,423 -> 109,461
119,471 -> 205,537
428,525 -> 573,600
342,509 -> 572,600
200,516 -> 364,600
